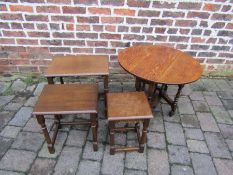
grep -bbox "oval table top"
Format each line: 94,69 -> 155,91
118,45 -> 203,85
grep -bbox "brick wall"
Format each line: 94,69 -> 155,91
0,0 -> 232,74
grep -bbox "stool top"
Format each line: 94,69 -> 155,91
33,84 -> 98,115
107,92 -> 153,121
45,55 -> 109,77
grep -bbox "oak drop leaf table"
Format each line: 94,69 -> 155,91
118,45 -> 203,116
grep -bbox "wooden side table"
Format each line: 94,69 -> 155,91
33,84 -> 99,153
107,92 -> 153,155
45,55 -> 109,96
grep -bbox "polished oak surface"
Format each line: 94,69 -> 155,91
45,55 -> 109,77
33,84 -> 98,115
118,45 -> 203,85
107,92 -> 153,121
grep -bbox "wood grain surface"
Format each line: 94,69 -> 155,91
33,84 -> 98,115
118,45 -> 203,85
107,92 -> 153,121
45,55 -> 109,77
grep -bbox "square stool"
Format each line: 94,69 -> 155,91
107,92 -> 153,155
33,84 -> 98,153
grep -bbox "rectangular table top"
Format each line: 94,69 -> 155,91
33,84 -> 98,115
45,55 -> 109,77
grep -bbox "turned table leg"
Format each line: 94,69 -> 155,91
139,119 -> 150,153
91,113 -> 98,151
169,84 -> 184,116
36,115 -> 55,154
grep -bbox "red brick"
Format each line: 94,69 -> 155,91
0,13 -> 23,20
175,20 -> 197,27
10,5 -> 33,12
191,45 -> 209,50
50,47 -> 71,52
89,7 -> 110,15
63,6 -> 86,14
118,26 -> 128,32
127,18 -> 148,24
226,23 -> 233,29
178,2 -> 202,10
51,16 -> 74,22
0,59 -> 9,65
100,0 -> 124,6
127,0 -> 150,7
169,36 -> 189,42
25,15 -> 48,22
198,52 -> 216,57
87,41 -> 108,47
53,32 -> 74,38
74,0 -> 98,5
1,46 -> 26,52
162,11 -> 185,18
9,59 -> 30,65
154,27 -> 166,34
66,24 -> 74,30
206,59 -> 224,64
142,27 -> 153,33
47,0 -> 71,4
0,38 -> 15,44
176,44 -> 188,50
206,38 -> 217,44
76,25 -> 90,31
21,0 -> 45,3
217,30 -> 233,37
17,39 -> 38,45
130,27 -> 140,33
40,40 -> 62,45
219,53 -> 233,58
96,48 -> 116,54
114,9 -> 135,16
123,34 -> 144,41
105,25 -> 116,32
93,25 -> 103,32
138,10 -> 160,17
167,28 -> 178,34
76,33 -> 98,39
23,23 -> 34,29
63,40 -> 85,46
3,31 -> 25,37
73,48 -> 93,53
100,33 -> 121,40
180,29 -> 190,35
151,19 -> 173,26
77,16 -> 99,23
0,22 -> 9,29
27,47 -> 49,53
153,1 -> 176,8
111,41 -> 130,48
37,6 -> 60,13
101,17 -> 123,24
0,4 -> 7,11
221,5 -> 231,12
191,37 -> 205,43
28,32 -> 50,38
30,59 -> 51,65
37,23 -> 48,30
211,14 -> 232,21
211,22 -> 225,29
187,12 -> 210,19
11,23 -> 22,29
203,3 -> 221,11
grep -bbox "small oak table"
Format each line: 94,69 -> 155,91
33,84 -> 99,153
45,55 -> 109,96
118,45 -> 203,116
